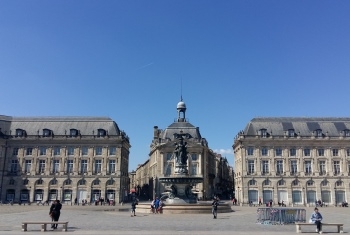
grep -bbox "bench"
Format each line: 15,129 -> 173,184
295,223 -> 343,233
22,221 -> 68,232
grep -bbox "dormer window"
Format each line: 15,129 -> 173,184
316,129 -> 323,138
260,129 -> 267,138
43,129 -> 52,137
70,129 -> 78,137
15,129 -> 25,137
288,129 -> 295,137
344,129 -> 350,137
97,129 -> 106,137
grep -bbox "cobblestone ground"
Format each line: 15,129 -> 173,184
0,202 -> 349,235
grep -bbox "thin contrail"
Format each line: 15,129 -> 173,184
136,62 -> 154,70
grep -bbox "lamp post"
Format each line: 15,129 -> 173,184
237,186 -> 240,205
303,187 -> 306,206
334,186 -> 337,207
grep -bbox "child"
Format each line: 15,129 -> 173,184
131,200 -> 137,217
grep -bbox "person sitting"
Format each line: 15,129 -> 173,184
310,207 -> 323,234
341,201 -> 348,207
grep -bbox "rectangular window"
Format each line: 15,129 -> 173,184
165,164 -> 172,175
11,160 -> 18,173
247,160 -> 254,175
347,149 -> 350,157
305,160 -> 312,175
54,147 -> 61,156
109,160 -> 116,173
191,154 -> 198,161
67,160 -> 73,173
333,161 -> 340,175
95,159 -> 102,173
247,147 -> 254,156
262,160 -> 269,174
53,160 -> 60,173
276,160 -> 283,175
39,147 -> 46,156
304,148 -> 310,156
288,129 -> 295,137
318,149 -> 324,157
82,147 -> 88,156
290,148 -> 296,157
332,149 -> 339,157
319,161 -> 326,175
81,160 -> 88,173
290,160 -> 297,175
109,147 -> 116,156
25,160 -> 32,173
261,129 -> 267,138
261,147 -> 268,156
39,160 -> 46,173
26,148 -> 33,155
166,153 -> 172,161
67,147 -> 75,156
191,164 -> 197,175
13,148 -> 19,156
95,147 -> 103,156
275,148 -> 282,156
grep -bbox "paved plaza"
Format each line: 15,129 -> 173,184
0,202 -> 349,235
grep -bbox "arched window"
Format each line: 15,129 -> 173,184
43,128 -> 52,137
248,179 -> 256,186
263,179 -> 271,186
107,179 -> 114,186
36,179 -> 44,185
93,179 -> 100,185
292,179 -> 299,186
79,179 -> 86,186
64,179 -> 72,185
278,180 -> 285,186
307,180 -> 314,186
50,179 -> 58,185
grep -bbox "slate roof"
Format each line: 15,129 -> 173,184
0,115 -> 121,136
160,121 -> 202,141
244,117 -> 350,137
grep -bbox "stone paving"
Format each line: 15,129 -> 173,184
0,201 -> 349,235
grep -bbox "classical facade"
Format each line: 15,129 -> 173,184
0,116 -> 130,204
131,100 -> 233,200
234,117 -> 350,206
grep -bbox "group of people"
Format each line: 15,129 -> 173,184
150,197 -> 163,214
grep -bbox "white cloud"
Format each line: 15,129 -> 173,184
213,148 -> 233,155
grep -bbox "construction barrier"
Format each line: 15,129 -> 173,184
256,207 -> 306,225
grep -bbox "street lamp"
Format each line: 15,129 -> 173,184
303,187 -> 306,206
334,186 -> 337,207
237,186 -> 240,205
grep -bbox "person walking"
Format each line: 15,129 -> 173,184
130,200 -> 137,217
212,197 -> 219,219
310,207 -> 323,234
49,200 -> 62,230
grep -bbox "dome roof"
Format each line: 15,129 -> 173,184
177,101 -> 186,109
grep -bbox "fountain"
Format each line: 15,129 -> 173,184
158,132 -> 203,204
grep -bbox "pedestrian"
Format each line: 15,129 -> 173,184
258,197 -> 262,206
309,207 -> 323,234
74,198 -> 77,205
49,200 -> 62,230
131,200 -> 137,217
154,197 -> 160,214
212,197 -> 219,219
150,198 -> 155,213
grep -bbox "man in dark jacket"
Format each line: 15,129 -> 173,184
212,197 -> 219,219
49,200 -> 62,229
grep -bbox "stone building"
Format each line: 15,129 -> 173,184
0,115 -> 130,204
233,117 -> 350,206
131,100 -> 233,200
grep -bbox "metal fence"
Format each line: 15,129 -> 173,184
256,207 -> 306,225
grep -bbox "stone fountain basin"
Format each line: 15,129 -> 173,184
136,201 -> 233,214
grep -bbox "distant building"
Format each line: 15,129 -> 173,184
0,116 -> 130,204
234,117 -> 350,206
131,100 -> 233,200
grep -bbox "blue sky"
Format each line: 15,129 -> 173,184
1,1 -> 350,171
